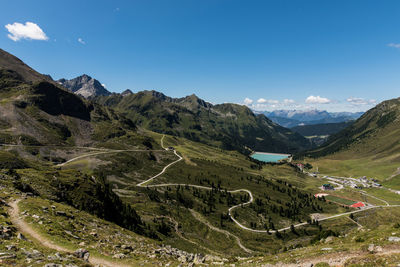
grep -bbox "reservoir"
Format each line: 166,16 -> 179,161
250,152 -> 290,163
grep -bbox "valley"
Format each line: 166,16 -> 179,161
0,48 -> 399,267
2,131 -> 399,266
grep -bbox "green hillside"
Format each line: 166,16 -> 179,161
1,48 -> 400,266
96,91 -> 311,154
291,121 -> 353,137
297,97 -> 400,180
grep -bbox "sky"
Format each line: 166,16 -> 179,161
1,0 -> 400,112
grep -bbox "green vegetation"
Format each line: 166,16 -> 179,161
1,47 -> 400,266
95,91 -> 311,154
297,97 -> 400,159
324,195 -> 357,206
17,197 -> 172,266
0,151 -> 27,169
295,97 -> 400,182
291,121 -> 353,136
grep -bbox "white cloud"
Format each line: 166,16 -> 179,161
78,38 -> 86,44
305,95 -> 331,104
283,99 -> 295,104
243,97 -> 253,105
346,97 -> 376,105
5,22 -> 48,41
101,83 -> 107,88
388,43 -> 400,49
257,98 -> 279,104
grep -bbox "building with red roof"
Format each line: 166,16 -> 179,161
350,202 -> 365,208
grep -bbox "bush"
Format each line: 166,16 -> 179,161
355,237 -> 365,242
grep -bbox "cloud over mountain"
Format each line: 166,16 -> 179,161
347,97 -> 376,105
243,97 -> 253,105
305,95 -> 331,104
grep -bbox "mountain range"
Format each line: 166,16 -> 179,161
1,48 -> 400,266
95,91 -> 311,154
261,110 -> 363,128
0,48 -> 310,155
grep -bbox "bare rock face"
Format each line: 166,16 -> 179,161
73,248 -> 90,262
121,89 -> 133,96
388,236 -> 400,242
57,74 -> 111,99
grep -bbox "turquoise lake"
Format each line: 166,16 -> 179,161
250,152 -> 289,163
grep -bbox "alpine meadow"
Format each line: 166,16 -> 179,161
0,1 -> 400,266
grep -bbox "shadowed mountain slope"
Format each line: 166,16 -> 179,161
0,49 -> 145,147
96,91 -> 312,154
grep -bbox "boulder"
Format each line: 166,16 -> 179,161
0,226 -> 14,239
83,252 -> 90,262
17,232 -> 27,240
0,252 -> 16,259
55,211 -> 67,216
178,255 -> 187,263
6,244 -> 17,251
193,254 -> 205,264
368,244 -> 375,252
388,236 -> 400,242
74,248 -> 90,262
25,249 -> 43,259
324,236 -> 334,243
112,253 -> 126,259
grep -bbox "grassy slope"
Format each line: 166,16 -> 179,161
17,130 -> 397,261
298,98 -> 400,183
249,206 -> 400,266
96,91 -> 311,154
78,133 -> 345,255
2,122 -> 400,265
1,49 -> 399,264
291,121 -> 353,136
17,197 -> 170,266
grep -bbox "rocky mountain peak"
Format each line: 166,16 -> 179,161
57,74 -> 111,99
121,89 -> 133,96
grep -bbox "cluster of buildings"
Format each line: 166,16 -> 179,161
345,176 -> 382,189
294,162 -> 383,191
321,175 -> 382,190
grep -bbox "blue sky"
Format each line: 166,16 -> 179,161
1,0 -> 400,111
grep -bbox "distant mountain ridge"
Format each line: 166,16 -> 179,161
260,109 -> 363,128
57,74 -> 111,99
95,91 -> 312,154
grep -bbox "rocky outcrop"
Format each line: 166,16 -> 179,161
73,248 -> 90,262
121,89 -> 133,96
57,74 -> 111,98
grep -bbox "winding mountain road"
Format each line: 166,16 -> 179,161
5,134 -> 400,260
58,149 -> 165,167
133,135 -> 400,235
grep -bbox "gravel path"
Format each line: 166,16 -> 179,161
9,199 -> 129,267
